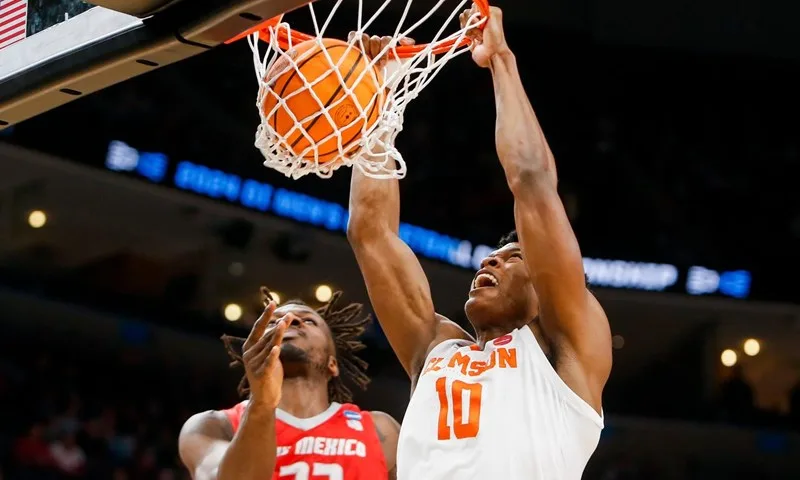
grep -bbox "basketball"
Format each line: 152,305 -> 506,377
261,38 -> 384,164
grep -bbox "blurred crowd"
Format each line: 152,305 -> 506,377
0,330 -> 796,480
0,342 -> 237,480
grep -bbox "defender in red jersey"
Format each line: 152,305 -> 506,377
179,287 -> 400,480
222,400 -> 388,479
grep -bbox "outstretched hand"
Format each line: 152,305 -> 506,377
242,301 -> 288,409
459,5 -> 510,68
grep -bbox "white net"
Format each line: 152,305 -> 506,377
246,0 -> 487,179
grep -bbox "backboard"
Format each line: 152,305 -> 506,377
0,0 -> 311,129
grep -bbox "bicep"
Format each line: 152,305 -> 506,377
179,412 -> 232,480
350,231 -> 441,376
513,181 -> 611,379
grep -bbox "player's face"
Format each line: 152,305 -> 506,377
265,304 -> 339,379
464,243 -> 539,329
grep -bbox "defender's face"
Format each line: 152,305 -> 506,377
263,304 -> 337,373
464,243 -> 539,325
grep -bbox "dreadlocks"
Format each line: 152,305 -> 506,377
221,286 -> 371,404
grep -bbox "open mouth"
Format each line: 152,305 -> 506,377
472,272 -> 499,290
282,329 -> 302,340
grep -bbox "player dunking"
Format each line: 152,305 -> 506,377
178,287 -> 400,480
348,6 -> 612,480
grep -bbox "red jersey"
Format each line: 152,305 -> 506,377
222,401 -> 388,480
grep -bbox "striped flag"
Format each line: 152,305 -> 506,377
0,0 -> 28,50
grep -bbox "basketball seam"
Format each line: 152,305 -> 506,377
271,44 -> 349,134
293,49 -> 365,154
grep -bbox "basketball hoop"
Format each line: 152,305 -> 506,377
233,0 -> 490,179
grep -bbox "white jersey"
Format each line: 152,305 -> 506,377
397,326 -> 603,480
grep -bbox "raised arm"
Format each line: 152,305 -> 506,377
467,7 -> 611,409
180,307 -> 288,479
347,168 -> 470,380
347,35 -> 472,381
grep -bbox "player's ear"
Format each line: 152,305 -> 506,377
327,356 -> 340,378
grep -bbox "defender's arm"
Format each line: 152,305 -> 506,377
371,411 -> 401,480
487,11 -> 611,410
179,411 -> 231,480
347,169 -> 471,380
179,403 -> 278,480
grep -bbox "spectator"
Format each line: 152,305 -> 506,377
718,364 -> 755,423
13,423 -> 53,472
49,432 -> 86,477
111,467 -> 129,480
52,393 -> 82,438
157,467 -> 176,480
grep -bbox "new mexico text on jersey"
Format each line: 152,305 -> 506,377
223,402 -> 388,480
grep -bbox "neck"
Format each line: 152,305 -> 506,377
276,376 -> 332,418
475,325 -> 513,348
474,318 -> 533,348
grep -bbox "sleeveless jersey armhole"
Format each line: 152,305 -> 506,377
220,401 -> 247,434
412,337 -> 472,389
520,327 -> 604,428
358,410 -> 390,474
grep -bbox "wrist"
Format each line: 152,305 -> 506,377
247,397 -> 278,414
489,48 -> 515,68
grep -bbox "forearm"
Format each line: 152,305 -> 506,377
217,402 -> 276,480
490,51 -> 557,190
347,167 -> 400,240
347,164 -> 441,376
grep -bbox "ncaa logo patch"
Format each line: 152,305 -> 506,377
344,410 -> 362,421
344,410 -> 364,431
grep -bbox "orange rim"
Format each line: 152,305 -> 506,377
225,0 -> 490,57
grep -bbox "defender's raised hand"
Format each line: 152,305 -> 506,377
242,300 -> 288,409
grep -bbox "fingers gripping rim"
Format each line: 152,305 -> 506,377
244,1 -> 490,57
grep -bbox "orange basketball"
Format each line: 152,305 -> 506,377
262,38 -> 384,163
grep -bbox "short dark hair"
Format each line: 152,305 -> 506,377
497,230 -> 518,248
496,230 -> 591,287
221,286 -> 371,404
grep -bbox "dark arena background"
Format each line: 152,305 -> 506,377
1,0 -> 800,478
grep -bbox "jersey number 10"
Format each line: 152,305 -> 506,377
435,377 -> 482,440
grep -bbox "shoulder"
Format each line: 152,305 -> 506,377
426,315 -> 475,359
435,314 -> 475,341
178,410 -> 234,475
180,410 -> 234,442
368,411 -> 399,474
368,411 -> 401,440
408,314 -> 474,384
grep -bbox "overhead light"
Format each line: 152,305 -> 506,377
315,284 -> 333,302
720,349 -> 738,367
270,292 -> 281,305
224,303 -> 243,322
228,262 -> 245,277
743,338 -> 760,356
28,210 -> 47,229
